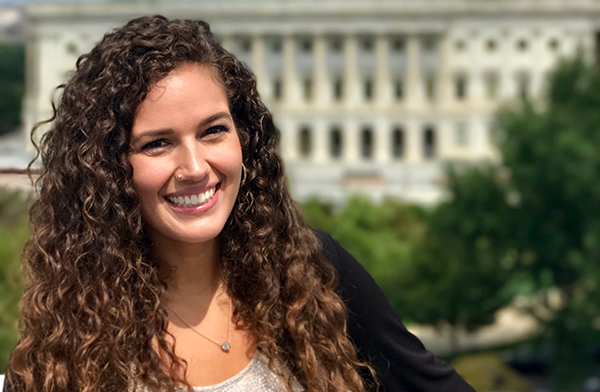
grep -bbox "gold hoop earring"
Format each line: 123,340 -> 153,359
240,163 -> 247,185
175,169 -> 183,181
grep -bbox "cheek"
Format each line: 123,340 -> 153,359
130,159 -> 166,202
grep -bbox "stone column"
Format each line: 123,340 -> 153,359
375,118 -> 390,162
375,34 -> 390,106
283,34 -> 298,106
405,119 -> 422,163
343,34 -> 359,107
313,34 -> 328,106
344,119 -> 360,162
251,34 -> 266,97
436,118 -> 453,160
437,32 -> 452,108
313,119 -> 329,163
406,34 -> 422,108
281,119 -> 298,161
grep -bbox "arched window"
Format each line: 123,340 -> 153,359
361,127 -> 374,159
392,127 -> 404,158
517,39 -> 529,51
299,126 -> 312,158
330,127 -> 343,158
423,126 -> 436,159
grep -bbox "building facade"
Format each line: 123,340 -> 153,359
22,0 -> 600,204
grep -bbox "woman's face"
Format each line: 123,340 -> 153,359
129,63 -> 243,246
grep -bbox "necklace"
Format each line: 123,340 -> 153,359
164,297 -> 232,352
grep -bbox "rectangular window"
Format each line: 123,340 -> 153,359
392,127 -> 404,158
330,127 -> 343,158
425,74 -> 436,102
361,127 -> 374,159
299,126 -> 312,158
423,126 -> 436,159
364,78 -> 374,102
394,78 -> 404,101
455,74 -> 468,100
303,77 -> 313,102
333,77 -> 343,102
273,78 -> 282,101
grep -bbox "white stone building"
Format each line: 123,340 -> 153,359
0,7 -> 23,44
21,0 -> 600,204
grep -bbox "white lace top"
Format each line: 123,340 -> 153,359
187,351 -> 302,392
132,351 -> 302,392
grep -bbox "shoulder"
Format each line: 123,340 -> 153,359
313,230 -> 363,282
312,230 -> 475,392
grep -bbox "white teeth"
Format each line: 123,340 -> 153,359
167,186 -> 217,207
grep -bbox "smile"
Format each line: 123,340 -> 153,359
166,185 -> 218,208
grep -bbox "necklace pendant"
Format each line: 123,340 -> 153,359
221,342 -> 231,352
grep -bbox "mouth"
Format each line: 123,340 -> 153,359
165,184 -> 219,208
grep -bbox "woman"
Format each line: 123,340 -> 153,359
5,15 -> 474,392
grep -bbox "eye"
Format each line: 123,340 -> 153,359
141,138 -> 169,151
204,125 -> 230,136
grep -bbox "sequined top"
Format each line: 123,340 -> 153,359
191,351 -> 303,392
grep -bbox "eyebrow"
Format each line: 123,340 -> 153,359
131,112 -> 234,143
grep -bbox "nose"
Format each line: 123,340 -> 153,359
176,140 -> 210,182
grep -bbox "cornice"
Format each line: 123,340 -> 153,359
25,0 -> 600,21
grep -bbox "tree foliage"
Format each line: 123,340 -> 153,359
395,167 -> 516,335
423,55 -> 600,389
0,190 -> 30,370
301,196 -> 427,306
490,56 -> 600,389
0,44 -> 25,135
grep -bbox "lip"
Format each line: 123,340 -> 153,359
165,182 -> 220,198
164,183 -> 221,215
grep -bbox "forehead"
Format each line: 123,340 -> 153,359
132,63 -> 230,134
145,63 -> 224,103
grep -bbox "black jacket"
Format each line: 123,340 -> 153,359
316,231 -> 474,392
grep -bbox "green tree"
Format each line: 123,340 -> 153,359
301,196 -> 427,306
492,55 -> 600,389
422,54 -> 600,389
0,44 -> 25,135
0,190 -> 30,370
394,167 -> 517,352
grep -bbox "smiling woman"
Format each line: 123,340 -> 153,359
3,15 -> 473,392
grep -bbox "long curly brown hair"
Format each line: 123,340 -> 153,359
7,15 -> 371,392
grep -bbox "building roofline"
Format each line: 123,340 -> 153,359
24,0 -> 600,21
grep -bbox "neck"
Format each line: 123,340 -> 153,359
151,235 -> 221,309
